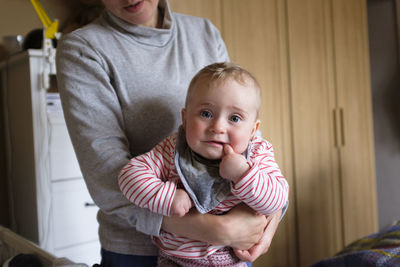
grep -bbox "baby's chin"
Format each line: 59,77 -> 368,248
195,151 -> 223,161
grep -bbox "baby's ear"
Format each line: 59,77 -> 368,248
251,120 -> 261,137
181,108 -> 187,129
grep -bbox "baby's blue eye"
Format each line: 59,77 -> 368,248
230,115 -> 241,123
200,110 -> 212,118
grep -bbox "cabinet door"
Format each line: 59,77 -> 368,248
332,0 -> 378,245
288,0 -> 378,266
48,112 -> 82,181
51,178 -> 99,263
221,1 -> 295,266
287,0 -> 343,266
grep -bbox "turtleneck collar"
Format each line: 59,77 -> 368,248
101,0 -> 174,47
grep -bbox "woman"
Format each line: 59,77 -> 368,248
56,0 -> 284,266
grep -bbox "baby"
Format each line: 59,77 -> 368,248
118,62 -> 289,266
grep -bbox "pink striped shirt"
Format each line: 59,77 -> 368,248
118,133 -> 289,258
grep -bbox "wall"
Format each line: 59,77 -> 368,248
0,0 -> 42,39
0,0 -> 77,39
367,0 -> 400,229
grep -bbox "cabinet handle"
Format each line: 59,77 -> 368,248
84,202 -> 96,207
333,109 -> 339,147
339,108 -> 345,146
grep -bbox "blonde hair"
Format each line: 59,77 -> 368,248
185,62 -> 261,114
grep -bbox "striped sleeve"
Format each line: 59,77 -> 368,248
231,137 -> 289,215
118,135 -> 177,216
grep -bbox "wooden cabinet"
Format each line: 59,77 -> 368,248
169,0 -> 378,266
0,50 -> 100,265
288,0 -> 378,265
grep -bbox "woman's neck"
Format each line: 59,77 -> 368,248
145,7 -> 163,28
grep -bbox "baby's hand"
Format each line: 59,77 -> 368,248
219,144 -> 250,183
170,189 -> 193,217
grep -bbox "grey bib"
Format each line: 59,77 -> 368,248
174,127 -> 231,214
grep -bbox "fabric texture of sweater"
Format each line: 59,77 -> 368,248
55,0 -> 229,256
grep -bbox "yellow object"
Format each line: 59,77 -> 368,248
28,0 -> 60,88
29,0 -> 59,39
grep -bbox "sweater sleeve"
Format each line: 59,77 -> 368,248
118,136 -> 177,216
231,138 -> 289,215
56,33 -> 163,236
208,19 -> 230,62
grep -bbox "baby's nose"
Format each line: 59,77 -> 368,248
210,118 -> 226,134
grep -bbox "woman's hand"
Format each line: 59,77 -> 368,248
234,209 -> 282,262
221,203 -> 267,250
161,203 -> 267,249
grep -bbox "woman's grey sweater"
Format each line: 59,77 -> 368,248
56,0 -> 229,256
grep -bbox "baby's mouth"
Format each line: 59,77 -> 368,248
207,140 -> 225,146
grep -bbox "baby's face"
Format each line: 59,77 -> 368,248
182,77 -> 260,160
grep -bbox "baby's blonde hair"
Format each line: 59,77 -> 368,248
185,62 -> 261,116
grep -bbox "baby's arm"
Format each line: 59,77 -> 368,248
118,136 -> 179,216
220,140 -> 289,215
